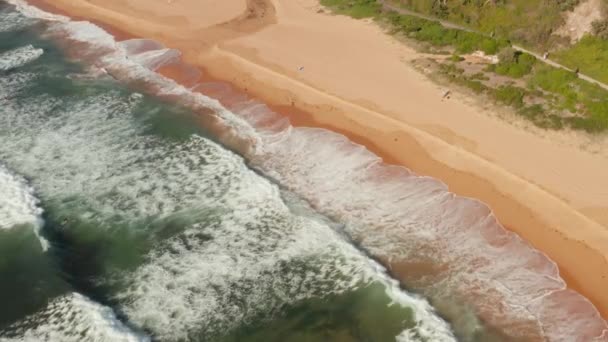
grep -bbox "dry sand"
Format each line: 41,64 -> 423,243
30,0 -> 608,318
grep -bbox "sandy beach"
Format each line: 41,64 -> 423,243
27,0 -> 608,320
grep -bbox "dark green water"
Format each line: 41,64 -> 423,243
0,3 -> 454,341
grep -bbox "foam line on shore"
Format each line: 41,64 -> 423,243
5,1 -> 608,340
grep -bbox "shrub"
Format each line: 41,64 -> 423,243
494,85 -> 526,108
518,104 -> 544,119
498,47 -> 518,63
480,38 -> 501,55
439,63 -> 465,75
463,79 -> 487,93
565,117 -> 606,133
450,54 -> 465,62
470,72 -> 490,81
492,48 -> 536,78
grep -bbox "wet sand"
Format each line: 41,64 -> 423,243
27,0 -> 608,319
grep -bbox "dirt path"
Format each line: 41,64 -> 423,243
378,0 -> 608,91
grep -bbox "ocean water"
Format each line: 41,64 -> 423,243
0,1 -> 606,342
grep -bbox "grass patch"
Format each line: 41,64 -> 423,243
450,54 -> 465,62
436,63 -> 488,94
494,85 -> 526,108
320,0 -> 382,19
322,0 -> 608,133
462,79 -> 487,93
554,35 -> 608,85
392,0 -> 568,48
517,105 -> 564,130
530,65 -> 608,132
529,66 -> 578,111
386,11 -> 508,54
470,72 -> 489,81
487,48 -> 537,78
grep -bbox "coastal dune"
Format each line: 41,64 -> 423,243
21,0 -> 608,338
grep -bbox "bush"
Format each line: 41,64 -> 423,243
439,63 -> 465,75
518,104 -> 544,119
480,38 -> 501,55
450,54 -> 465,62
462,79 -> 487,93
517,105 -> 565,129
498,47 -> 518,63
494,85 -> 526,108
470,72 -> 490,81
565,117 -> 606,133
492,48 -> 536,78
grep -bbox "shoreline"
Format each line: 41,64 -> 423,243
23,0 -> 608,320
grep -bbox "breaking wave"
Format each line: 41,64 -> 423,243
0,293 -> 148,342
0,3 -> 455,340
0,165 -> 41,230
0,45 -> 43,71
0,164 -> 47,250
3,0 -> 607,341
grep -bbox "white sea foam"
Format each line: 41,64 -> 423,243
0,62 -> 454,341
0,164 -> 41,230
7,2 -> 607,340
0,7 -> 32,33
3,0 -> 68,23
189,79 -> 608,340
0,45 -> 44,71
40,20 -> 262,154
0,164 -> 47,250
243,117 -> 608,340
128,48 -> 181,71
0,71 -> 36,99
0,292 -> 149,342
118,39 -> 165,55
232,98 -> 608,341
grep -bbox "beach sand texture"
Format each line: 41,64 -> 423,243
28,0 -> 608,325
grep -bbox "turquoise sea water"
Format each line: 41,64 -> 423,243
1,1 -> 607,341
0,2 -> 454,341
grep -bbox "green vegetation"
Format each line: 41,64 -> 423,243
320,0 -> 381,18
321,0 -> 608,133
438,63 -> 488,93
385,11 -> 508,54
530,65 -> 608,132
494,85 -> 525,108
487,47 -> 537,78
450,54 -> 465,62
592,19 -> 608,40
435,61 -> 608,132
470,72 -> 489,81
392,0 -> 574,48
554,35 -> 608,84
